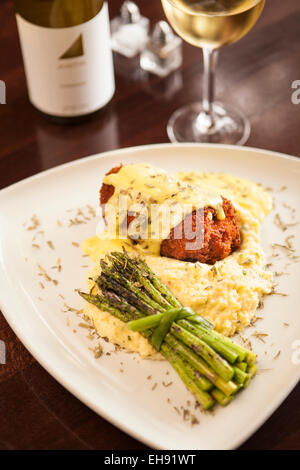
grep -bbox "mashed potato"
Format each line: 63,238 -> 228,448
82,171 -> 273,357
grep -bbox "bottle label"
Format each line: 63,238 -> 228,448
16,3 -> 115,117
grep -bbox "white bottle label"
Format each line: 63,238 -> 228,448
16,3 -> 115,117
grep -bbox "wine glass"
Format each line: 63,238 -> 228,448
161,0 -> 266,144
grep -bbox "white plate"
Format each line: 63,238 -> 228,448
0,143 -> 300,450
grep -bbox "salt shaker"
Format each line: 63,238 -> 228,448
140,21 -> 182,77
111,1 -> 150,58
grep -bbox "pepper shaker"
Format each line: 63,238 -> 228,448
140,21 -> 182,77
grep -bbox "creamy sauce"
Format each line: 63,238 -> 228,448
102,163 -> 225,255
82,167 -> 273,348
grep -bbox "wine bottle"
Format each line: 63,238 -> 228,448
14,0 -> 115,123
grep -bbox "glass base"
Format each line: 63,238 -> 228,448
167,102 -> 250,145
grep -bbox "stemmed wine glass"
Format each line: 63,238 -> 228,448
161,0 -> 266,144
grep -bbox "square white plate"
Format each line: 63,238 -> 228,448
0,143 -> 300,450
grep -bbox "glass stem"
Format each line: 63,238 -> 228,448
202,48 -> 218,129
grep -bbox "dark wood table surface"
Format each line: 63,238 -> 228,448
0,0 -> 300,450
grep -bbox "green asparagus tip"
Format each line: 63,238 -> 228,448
233,366 -> 248,385
246,351 -> 257,366
212,389 -> 235,407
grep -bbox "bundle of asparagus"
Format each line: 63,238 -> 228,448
79,250 -> 257,410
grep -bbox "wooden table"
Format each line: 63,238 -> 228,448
0,0 -> 299,450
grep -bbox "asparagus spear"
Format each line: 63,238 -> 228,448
236,361 -> 248,372
98,276 -> 235,381
79,292 -> 132,322
212,389 -> 235,407
243,364 -> 257,388
119,251 -> 213,329
128,313 -> 241,365
170,323 -> 234,382
162,344 -> 215,410
79,292 -> 215,400
165,334 -> 238,397
80,290 -> 240,396
79,250 -> 257,410
172,362 -> 215,411
112,252 -> 257,370
177,319 -> 239,364
161,346 -> 214,392
100,260 -> 164,312
128,254 -> 182,309
233,366 -> 248,385
111,252 -> 173,309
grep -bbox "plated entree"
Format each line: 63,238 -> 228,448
79,163 -> 273,410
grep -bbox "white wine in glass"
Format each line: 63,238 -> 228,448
161,0 -> 266,144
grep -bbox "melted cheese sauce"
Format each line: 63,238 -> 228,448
102,163 -> 225,255
82,167 -> 273,352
